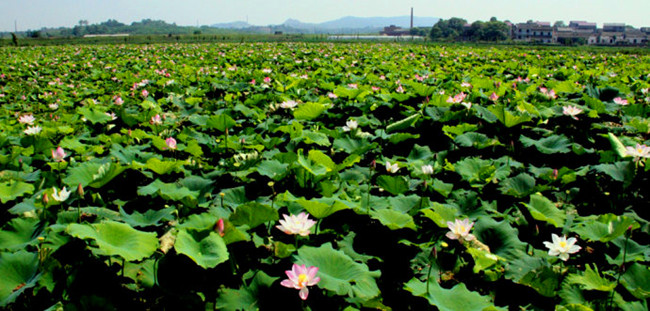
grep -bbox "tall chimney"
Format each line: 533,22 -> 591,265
410,7 -> 414,29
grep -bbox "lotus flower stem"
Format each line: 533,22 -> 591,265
609,228 -> 631,308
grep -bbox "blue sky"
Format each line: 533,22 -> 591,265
2,0 -> 649,32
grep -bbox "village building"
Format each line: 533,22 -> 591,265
380,25 -> 411,36
514,21 -> 554,43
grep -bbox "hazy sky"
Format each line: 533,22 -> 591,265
2,0 -> 649,32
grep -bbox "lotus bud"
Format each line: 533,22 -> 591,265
42,193 -> 49,205
216,219 -> 225,237
77,183 -> 84,198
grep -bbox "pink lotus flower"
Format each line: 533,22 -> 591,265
216,218 -> 225,237
281,264 -> 321,300
150,114 -> 162,125
114,96 -> 124,105
18,114 -> 36,125
540,87 -> 557,99
446,92 -> 467,104
613,97 -> 628,105
347,83 -> 358,89
263,77 -> 271,84
52,147 -> 67,162
489,92 -> 499,102
327,92 -> 338,99
141,89 -> 149,98
396,85 -> 405,93
165,137 -> 177,150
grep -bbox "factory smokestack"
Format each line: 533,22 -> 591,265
410,7 -> 413,29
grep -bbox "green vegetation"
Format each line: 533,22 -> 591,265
0,42 -> 649,310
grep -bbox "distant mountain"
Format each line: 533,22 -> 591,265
210,16 -> 439,34
211,21 -> 252,29
317,16 -> 439,29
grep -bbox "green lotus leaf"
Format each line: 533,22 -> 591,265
178,213 -> 218,231
505,256 -> 560,297
301,130 -> 331,146
454,157 -> 497,186
294,243 -> 381,301
442,123 -> 478,139
455,132 -> 502,149
296,198 -> 349,219
308,149 -> 336,172
145,158 -> 185,175
420,202 -> 459,228
256,160 -> 289,180
78,107 -> 112,124
473,216 -> 526,260
229,202 -> 278,229
406,144 -> 433,162
207,114 -> 237,132
333,137 -> 376,154
174,229 -> 229,269
0,181 -> 34,204
0,217 -> 41,251
67,221 -> 158,261
293,102 -> 327,120
404,278 -> 505,311
370,209 -> 416,231
216,271 -> 278,311
488,104 -> 532,127
386,113 -> 420,133
566,264 -> 616,292
376,175 -> 409,195
520,135 -> 572,154
118,206 -> 175,228
431,179 -> 453,198
0,251 -> 41,307
63,161 -> 126,189
137,179 -> 199,207
523,193 -> 566,228
572,214 -> 638,242
620,263 -> 650,299
297,152 -> 328,176
499,173 -> 536,198
593,162 -> 635,185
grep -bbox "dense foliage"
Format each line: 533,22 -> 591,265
0,42 -> 649,310
430,17 -> 511,41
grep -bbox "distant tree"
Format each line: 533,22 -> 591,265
466,21 -> 485,41
26,30 -> 42,38
490,17 -> 498,22
11,33 -> 18,46
430,17 -> 467,40
483,21 -> 509,41
554,21 -> 566,28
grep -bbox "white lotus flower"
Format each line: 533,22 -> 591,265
24,126 -> 42,135
446,218 -> 475,242
279,100 -> 298,109
52,187 -> 71,202
543,233 -> 581,261
276,212 -> 317,236
342,120 -> 358,132
421,165 -> 434,175
385,161 -> 400,173
625,144 -> 650,161
562,105 -> 583,120
18,114 -> 36,125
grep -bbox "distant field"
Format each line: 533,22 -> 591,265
0,42 -> 648,310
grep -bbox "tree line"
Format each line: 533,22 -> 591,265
429,17 -> 511,41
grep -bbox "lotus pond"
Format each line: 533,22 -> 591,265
0,43 -> 649,310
